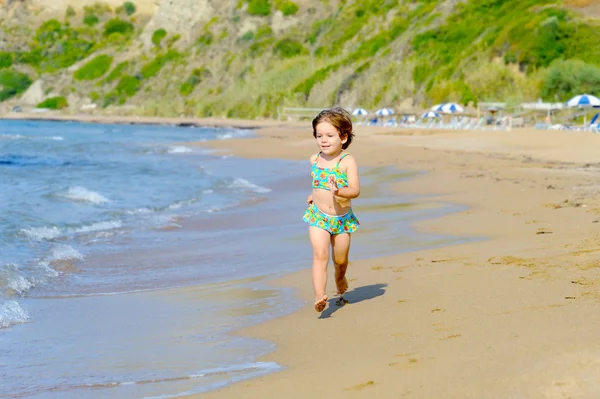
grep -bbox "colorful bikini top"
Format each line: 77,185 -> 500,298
312,153 -> 349,190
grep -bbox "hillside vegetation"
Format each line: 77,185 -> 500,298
0,0 -> 599,118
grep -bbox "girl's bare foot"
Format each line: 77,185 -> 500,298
314,295 -> 328,312
335,276 -> 348,295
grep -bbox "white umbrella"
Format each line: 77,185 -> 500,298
375,108 -> 394,117
352,108 -> 369,116
566,94 -> 600,108
431,104 -> 445,112
566,94 -> 600,125
421,111 -> 441,119
440,103 -> 464,114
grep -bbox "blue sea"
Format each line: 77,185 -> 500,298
0,120 -> 467,398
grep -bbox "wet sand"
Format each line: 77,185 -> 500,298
192,124 -> 600,398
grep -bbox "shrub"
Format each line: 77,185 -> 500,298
116,75 -> 141,97
274,38 -> 307,58
541,59 -> 600,100
103,18 -> 134,37
140,50 -> 182,79
31,19 -> 93,72
179,67 -> 209,96
37,96 -> 68,109
83,14 -> 100,26
152,28 -> 167,47
83,3 -> 111,15
166,34 -> 181,47
116,2 -> 136,16
0,69 -> 32,101
0,52 -> 12,69
74,55 -> 113,80
247,0 -> 271,16
104,61 -> 129,83
275,0 -> 298,16
65,6 -> 76,18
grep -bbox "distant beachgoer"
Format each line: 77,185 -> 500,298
304,107 -> 361,313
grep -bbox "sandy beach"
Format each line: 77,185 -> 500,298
184,122 -> 600,398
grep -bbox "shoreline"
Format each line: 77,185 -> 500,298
0,112 -> 301,130
192,122 -> 600,397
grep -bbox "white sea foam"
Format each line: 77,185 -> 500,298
7,274 -> 33,294
229,178 -> 271,193
0,300 -> 30,328
63,186 -> 109,204
167,146 -> 192,154
216,129 -> 252,140
0,134 -> 25,140
49,244 -> 84,262
0,264 -> 32,294
21,226 -> 61,240
70,220 -> 122,234
124,207 -> 154,215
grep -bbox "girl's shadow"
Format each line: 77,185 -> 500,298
319,283 -> 387,319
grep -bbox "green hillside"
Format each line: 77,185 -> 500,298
1,0 -> 599,118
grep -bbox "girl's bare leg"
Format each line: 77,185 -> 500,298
331,233 -> 351,296
309,226 -> 331,312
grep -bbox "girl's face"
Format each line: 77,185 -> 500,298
315,121 -> 346,155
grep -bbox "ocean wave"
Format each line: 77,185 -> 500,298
0,264 -> 33,295
216,129 -> 253,140
70,220 -> 122,234
49,243 -> 84,263
21,220 -> 122,241
21,226 -> 61,240
60,186 -> 110,204
0,134 -> 63,141
229,178 -> 271,193
167,146 -> 193,154
22,361 -> 281,397
0,300 -> 30,329
0,154 -> 75,167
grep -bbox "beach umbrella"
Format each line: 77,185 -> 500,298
566,94 -> 600,108
421,111 -> 441,118
431,104 -> 445,112
566,94 -> 600,126
440,103 -> 464,114
352,108 -> 369,116
375,108 -> 394,117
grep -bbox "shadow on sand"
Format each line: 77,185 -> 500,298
319,283 -> 387,319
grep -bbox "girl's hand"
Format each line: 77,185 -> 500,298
328,175 -> 339,195
306,193 -> 313,205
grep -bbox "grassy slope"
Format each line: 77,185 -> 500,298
1,0 -> 600,117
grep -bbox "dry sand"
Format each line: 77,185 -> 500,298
190,123 -> 600,398
6,113 -> 600,397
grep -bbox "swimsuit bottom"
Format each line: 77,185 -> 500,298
303,203 -> 360,235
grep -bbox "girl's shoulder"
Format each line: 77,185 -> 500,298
339,153 -> 356,166
309,153 -> 319,164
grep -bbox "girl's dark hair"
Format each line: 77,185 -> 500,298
312,107 -> 354,150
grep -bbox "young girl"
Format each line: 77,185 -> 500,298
303,107 -> 360,312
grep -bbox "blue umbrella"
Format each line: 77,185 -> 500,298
375,108 -> 394,117
431,104 -> 445,112
566,94 -> 600,107
352,108 -> 369,116
440,103 -> 464,114
567,94 -> 600,126
421,111 -> 441,118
